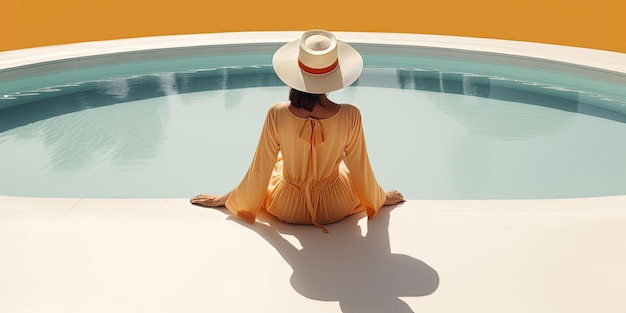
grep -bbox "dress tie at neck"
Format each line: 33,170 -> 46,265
299,117 -> 325,147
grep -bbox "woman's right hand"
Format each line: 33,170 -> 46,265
190,193 -> 227,207
384,190 -> 405,206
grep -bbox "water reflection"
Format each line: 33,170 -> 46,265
223,67 -> 284,109
0,67 -> 285,132
0,77 -> 168,173
397,70 -> 441,92
1,64 -> 624,177
393,68 -> 625,123
97,79 -> 130,100
2,65 -> 625,131
157,73 -> 178,96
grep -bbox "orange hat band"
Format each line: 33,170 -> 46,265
298,59 -> 338,75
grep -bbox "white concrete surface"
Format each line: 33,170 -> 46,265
1,32 -> 626,312
1,196 -> 625,313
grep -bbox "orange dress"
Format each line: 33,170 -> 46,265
225,101 -> 386,232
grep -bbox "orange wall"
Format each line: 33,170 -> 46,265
2,0 -> 625,53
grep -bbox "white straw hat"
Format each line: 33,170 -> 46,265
272,29 -> 363,94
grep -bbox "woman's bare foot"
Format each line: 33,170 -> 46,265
190,193 -> 227,207
384,190 -> 405,206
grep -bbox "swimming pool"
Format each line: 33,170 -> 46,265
1,32 -> 626,313
1,33 -> 625,200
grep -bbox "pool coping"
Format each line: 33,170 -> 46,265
1,31 -> 625,75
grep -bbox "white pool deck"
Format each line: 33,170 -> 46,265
1,32 -> 626,313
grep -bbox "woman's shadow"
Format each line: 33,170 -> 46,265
227,206 -> 440,313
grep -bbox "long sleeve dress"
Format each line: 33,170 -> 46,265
225,101 -> 386,232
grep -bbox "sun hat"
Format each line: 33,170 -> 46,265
272,29 -> 363,94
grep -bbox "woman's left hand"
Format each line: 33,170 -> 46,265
384,190 -> 405,206
190,193 -> 227,207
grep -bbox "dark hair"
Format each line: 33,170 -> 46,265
289,88 -> 324,112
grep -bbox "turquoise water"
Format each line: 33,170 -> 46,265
1,55 -> 625,199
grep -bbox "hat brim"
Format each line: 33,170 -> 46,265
272,39 -> 363,94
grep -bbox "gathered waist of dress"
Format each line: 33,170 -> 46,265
283,170 -> 339,191
281,170 -> 340,233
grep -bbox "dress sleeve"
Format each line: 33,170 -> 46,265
225,107 -> 280,224
343,107 -> 386,219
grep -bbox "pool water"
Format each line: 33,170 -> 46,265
1,59 -> 626,199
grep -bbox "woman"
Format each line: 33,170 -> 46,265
190,29 -> 404,232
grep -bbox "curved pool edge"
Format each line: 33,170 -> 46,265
1,31 -> 625,75
2,194 -> 626,213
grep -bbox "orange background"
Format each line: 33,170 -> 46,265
2,0 -> 625,53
